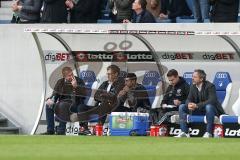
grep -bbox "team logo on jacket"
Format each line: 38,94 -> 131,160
176,89 -> 182,96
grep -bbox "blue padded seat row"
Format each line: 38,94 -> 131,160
187,115 -> 205,123
220,115 -> 239,124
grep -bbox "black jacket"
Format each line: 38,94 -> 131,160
51,77 -> 86,105
161,77 -> 190,106
18,0 -> 43,21
132,9 -> 156,23
70,0 -> 98,23
186,81 -> 225,116
160,0 -> 192,20
41,0 -> 68,23
94,78 -> 125,106
118,84 -> 151,111
209,0 -> 239,22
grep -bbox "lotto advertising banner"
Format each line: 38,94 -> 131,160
43,51 -> 239,64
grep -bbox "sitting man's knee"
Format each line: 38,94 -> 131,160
179,104 -> 186,112
205,104 -> 214,111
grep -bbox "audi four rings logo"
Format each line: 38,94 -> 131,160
183,74 -> 193,79
216,73 -> 227,79
146,73 -> 157,77
81,72 -> 93,77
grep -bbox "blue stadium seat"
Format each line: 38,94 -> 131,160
176,16 -> 197,23
187,115 -> 205,123
142,71 -> 161,107
97,19 -> 112,23
183,72 -> 193,85
220,115 -> 239,124
213,72 -> 232,109
79,70 -> 96,104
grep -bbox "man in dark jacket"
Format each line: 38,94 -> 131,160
11,0 -> 43,23
159,0 -> 192,23
209,0 -> 239,22
93,65 -> 125,124
41,0 -> 68,23
109,0 -> 134,23
65,0 -> 98,23
123,0 -> 156,23
176,69 -> 225,138
151,69 -> 189,124
117,73 -> 151,112
42,67 -> 86,135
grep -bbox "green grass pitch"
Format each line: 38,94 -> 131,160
0,136 -> 240,160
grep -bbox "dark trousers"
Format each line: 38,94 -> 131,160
179,104 -> 216,134
46,102 -> 88,134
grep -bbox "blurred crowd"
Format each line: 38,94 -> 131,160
9,0 -> 240,23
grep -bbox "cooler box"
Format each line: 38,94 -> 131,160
109,112 -> 149,136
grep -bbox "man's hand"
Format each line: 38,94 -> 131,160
71,76 -> 78,88
65,0 -> 74,9
159,13 -> 168,19
46,98 -> 54,107
123,19 -> 131,23
173,99 -> 181,106
188,103 -> 198,111
118,90 -> 127,97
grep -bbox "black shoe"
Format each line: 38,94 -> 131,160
79,129 -> 92,136
40,131 -> 55,135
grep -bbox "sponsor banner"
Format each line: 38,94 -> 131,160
65,122 -> 80,136
168,124 -> 206,137
224,124 -> 240,138
25,28 -> 240,35
44,50 -> 239,64
158,52 -> 239,61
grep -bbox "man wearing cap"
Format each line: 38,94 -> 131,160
117,73 -> 151,112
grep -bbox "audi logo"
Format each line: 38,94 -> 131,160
146,72 -> 158,78
216,73 -> 227,79
183,74 -> 193,79
81,72 -> 93,77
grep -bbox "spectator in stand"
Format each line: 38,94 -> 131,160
65,0 -> 98,23
41,0 -> 68,23
11,0 -> 43,23
123,0 -> 156,23
146,0 -> 161,21
209,0 -> 239,22
159,0 -> 192,23
108,0 -> 134,23
192,0 -> 210,22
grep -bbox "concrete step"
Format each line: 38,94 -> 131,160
0,127 -> 20,134
1,1 -> 13,8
